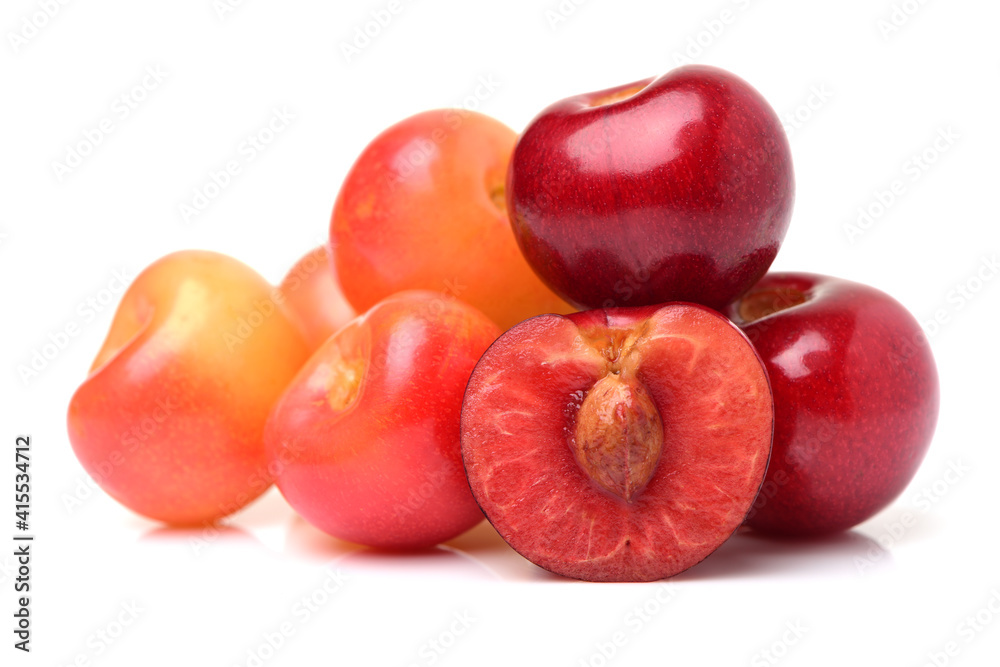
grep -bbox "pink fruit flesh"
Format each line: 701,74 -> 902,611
461,303 -> 773,581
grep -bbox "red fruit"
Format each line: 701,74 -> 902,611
461,303 -> 773,581
507,65 -> 794,311
729,272 -> 939,536
266,291 -> 501,549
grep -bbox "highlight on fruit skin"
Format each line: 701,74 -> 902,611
66,250 -> 311,525
460,302 -> 774,582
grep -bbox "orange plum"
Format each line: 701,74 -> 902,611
67,250 -> 310,525
330,109 -> 573,331
278,245 -> 355,350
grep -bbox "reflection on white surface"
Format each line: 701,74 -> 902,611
675,528 -> 892,581
135,489 -> 894,585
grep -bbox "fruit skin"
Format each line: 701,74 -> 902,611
728,272 -> 940,536
507,65 -> 794,311
279,245 -> 355,350
265,291 -> 501,550
461,303 -> 773,581
330,109 -> 573,331
67,250 -> 311,525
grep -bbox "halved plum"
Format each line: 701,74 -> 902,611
460,303 -> 773,581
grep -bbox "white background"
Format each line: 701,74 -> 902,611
2,0 -> 998,665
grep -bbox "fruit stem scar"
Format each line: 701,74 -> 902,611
738,287 -> 808,323
327,355 -> 366,412
588,84 -> 649,108
577,321 -> 651,374
489,182 -> 507,214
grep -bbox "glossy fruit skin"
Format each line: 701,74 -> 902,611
330,109 -> 572,331
729,273 -> 940,536
508,65 -> 794,311
67,251 -> 311,525
265,291 -> 501,549
279,245 -> 355,350
461,303 -> 773,581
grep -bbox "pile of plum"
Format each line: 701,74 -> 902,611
69,66 -> 938,582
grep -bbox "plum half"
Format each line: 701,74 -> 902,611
460,303 -> 773,581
